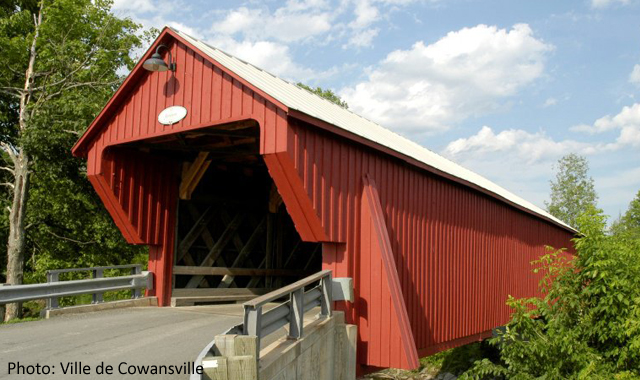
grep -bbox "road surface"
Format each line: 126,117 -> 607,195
0,305 -> 252,379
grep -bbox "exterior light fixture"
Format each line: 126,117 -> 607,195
143,44 -> 176,72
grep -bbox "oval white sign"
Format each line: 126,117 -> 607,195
158,106 -> 187,125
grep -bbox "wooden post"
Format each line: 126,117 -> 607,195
202,356 -> 227,380
227,356 -> 256,380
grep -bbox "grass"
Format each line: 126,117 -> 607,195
360,341 -> 498,379
1,316 -> 42,325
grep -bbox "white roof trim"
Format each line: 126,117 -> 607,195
170,27 -> 574,232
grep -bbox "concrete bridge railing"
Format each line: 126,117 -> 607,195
192,270 -> 357,380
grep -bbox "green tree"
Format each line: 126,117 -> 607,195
545,153 -> 598,228
0,0 -> 145,321
611,190 -> 640,240
464,207 -> 640,379
296,82 -> 348,108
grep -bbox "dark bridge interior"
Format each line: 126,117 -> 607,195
125,120 -> 321,306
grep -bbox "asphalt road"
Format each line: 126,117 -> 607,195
0,305 -> 249,380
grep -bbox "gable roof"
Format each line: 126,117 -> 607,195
74,26 -> 575,233
169,28 -> 574,233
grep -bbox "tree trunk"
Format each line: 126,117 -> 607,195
4,154 -> 30,322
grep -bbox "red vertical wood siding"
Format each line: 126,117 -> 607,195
361,174 -> 419,369
82,40 -> 291,245
75,29 -> 576,369
78,38 -> 305,305
85,148 -> 178,305
286,120 -> 574,366
83,41 -> 287,156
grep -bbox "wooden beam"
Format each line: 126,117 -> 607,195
268,184 -> 283,213
173,266 -> 309,277
207,137 -> 256,149
218,215 -> 266,289
185,212 -> 246,288
303,244 -> 321,271
218,209 -> 257,288
186,204 -> 229,270
176,206 -> 214,262
246,257 -> 267,288
180,249 -> 212,288
172,288 -> 270,297
170,287 -> 273,307
214,120 -> 258,131
184,129 -> 256,138
183,204 -> 229,288
184,204 -> 231,289
282,240 -> 301,269
180,151 -> 211,200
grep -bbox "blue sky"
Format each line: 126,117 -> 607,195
112,0 -> 640,222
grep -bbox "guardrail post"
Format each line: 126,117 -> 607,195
46,271 -> 59,309
243,305 -> 262,352
131,265 -> 142,299
289,288 -> 304,339
92,268 -> 104,304
320,273 -> 332,318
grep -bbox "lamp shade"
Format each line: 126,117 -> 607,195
143,53 -> 169,72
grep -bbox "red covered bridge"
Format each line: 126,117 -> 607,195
72,27 -> 576,371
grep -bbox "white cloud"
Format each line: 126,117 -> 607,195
166,21 -> 201,39
209,0 -> 424,50
442,101 -> 640,215
340,24 -> 553,134
207,37 -> 316,81
206,36 -> 347,83
440,125 -> 639,219
343,28 -> 379,48
629,64 -> 640,86
543,97 -> 558,107
570,103 -> 640,148
350,0 -> 380,29
444,126 -> 596,163
210,5 -> 333,44
449,103 -> 640,165
112,0 -> 156,13
591,0 -> 631,8
441,125 -> 592,214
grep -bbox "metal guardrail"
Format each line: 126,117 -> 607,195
0,265 -> 152,309
243,269 -> 332,351
191,270 -> 333,379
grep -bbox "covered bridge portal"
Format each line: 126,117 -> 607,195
72,27 -> 576,371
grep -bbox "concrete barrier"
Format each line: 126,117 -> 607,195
201,311 -> 356,380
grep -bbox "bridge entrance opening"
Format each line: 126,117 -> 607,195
125,120 -> 321,306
